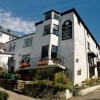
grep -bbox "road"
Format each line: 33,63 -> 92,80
68,88 -> 100,100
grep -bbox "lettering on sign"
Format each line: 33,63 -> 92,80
62,20 -> 72,40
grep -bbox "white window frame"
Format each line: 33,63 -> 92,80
9,43 -> 16,51
24,37 -> 33,47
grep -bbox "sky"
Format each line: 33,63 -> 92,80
0,0 -> 100,44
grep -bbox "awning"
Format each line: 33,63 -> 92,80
88,52 -> 97,58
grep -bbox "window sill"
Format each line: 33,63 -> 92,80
23,45 -> 33,48
51,33 -> 59,37
42,34 -> 51,36
8,50 -> 15,52
44,18 -> 60,21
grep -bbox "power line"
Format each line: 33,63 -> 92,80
16,0 -> 74,15
22,0 -> 91,20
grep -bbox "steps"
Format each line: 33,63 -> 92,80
14,80 -> 30,93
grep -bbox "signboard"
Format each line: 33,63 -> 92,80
62,20 -> 72,40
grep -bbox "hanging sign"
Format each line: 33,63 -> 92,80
62,20 -> 72,40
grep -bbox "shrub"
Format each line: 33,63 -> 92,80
42,79 -> 53,86
15,74 -> 21,80
0,79 -> 16,91
0,91 -> 9,100
54,71 -> 73,92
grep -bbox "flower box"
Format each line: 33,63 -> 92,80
38,61 -> 47,66
20,62 -> 29,68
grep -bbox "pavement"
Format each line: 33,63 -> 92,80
68,88 -> 100,100
0,87 -> 39,100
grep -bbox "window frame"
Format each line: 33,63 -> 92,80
51,45 -> 58,59
43,24 -> 51,36
54,13 -> 59,20
87,42 -> 90,51
9,43 -> 16,51
24,37 -> 33,47
41,45 -> 49,60
45,12 -> 51,20
53,24 -> 59,35
19,54 -> 30,64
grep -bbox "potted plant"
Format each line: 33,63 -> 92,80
20,62 -> 29,68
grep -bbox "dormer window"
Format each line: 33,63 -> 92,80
45,12 -> 51,20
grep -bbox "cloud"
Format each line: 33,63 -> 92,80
0,9 -> 36,35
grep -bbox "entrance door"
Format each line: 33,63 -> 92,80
7,57 -> 14,73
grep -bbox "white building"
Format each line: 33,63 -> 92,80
0,29 -> 20,72
0,29 -> 20,53
5,8 -> 100,84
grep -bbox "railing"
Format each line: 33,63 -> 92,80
19,54 -> 65,68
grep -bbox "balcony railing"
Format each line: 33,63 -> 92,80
19,54 -> 65,69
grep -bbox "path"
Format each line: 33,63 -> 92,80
68,88 -> 100,100
0,88 -> 39,100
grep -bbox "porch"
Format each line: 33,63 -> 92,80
17,54 -> 66,70
16,55 -> 66,81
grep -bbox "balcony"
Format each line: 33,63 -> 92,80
17,55 -> 65,71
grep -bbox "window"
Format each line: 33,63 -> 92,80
77,69 -> 81,75
19,54 -> 30,64
87,42 -> 90,50
97,54 -> 98,59
9,43 -> 16,51
53,24 -> 58,35
43,24 -> 50,35
45,12 -> 51,20
87,31 -> 89,37
54,13 -> 59,20
9,35 -> 14,40
24,37 -> 33,47
51,45 -> 58,59
77,18 -> 81,25
41,45 -> 49,60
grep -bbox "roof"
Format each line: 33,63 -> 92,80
0,30 -> 20,38
35,10 -> 60,26
44,9 -> 60,14
35,21 -> 43,26
62,8 -> 100,49
35,8 -> 100,49
6,32 -> 35,43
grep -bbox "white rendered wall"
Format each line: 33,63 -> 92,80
58,12 -> 75,83
5,18 -> 59,70
73,14 -> 87,84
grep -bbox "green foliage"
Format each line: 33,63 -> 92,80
42,79 -> 53,86
0,91 -> 9,100
54,71 -> 73,92
7,29 -> 11,32
0,79 -> 17,91
34,74 -> 41,80
15,74 -> 21,80
23,71 -> 74,99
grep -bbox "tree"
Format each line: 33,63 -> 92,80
7,29 -> 11,33
0,26 -> 2,30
